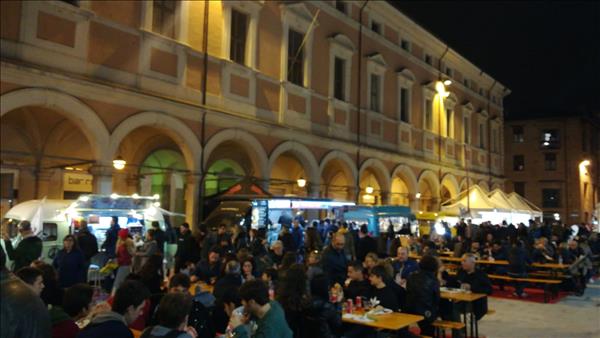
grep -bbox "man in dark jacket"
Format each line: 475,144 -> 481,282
344,261 -> 370,300
175,223 -> 195,273
76,221 -> 98,264
78,280 -> 150,338
1,249 -> 51,338
392,246 -> 419,286
356,224 -> 377,262
405,255 -> 440,337
191,246 -> 222,284
151,221 -> 166,255
3,220 -> 43,271
321,233 -> 348,287
448,254 -> 493,320
101,216 -> 120,259
290,220 -> 304,253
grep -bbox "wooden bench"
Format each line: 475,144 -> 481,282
486,309 -> 496,315
432,320 -> 465,338
487,274 -> 562,303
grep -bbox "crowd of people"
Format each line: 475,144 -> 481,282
1,215 -> 599,338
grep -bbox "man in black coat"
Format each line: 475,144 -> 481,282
322,233 -> 348,287
405,255 -> 440,337
175,222 -> 196,273
447,254 -> 492,320
356,224 -> 377,262
76,221 -> 98,264
101,216 -> 120,258
151,221 -> 166,255
2,220 -> 43,271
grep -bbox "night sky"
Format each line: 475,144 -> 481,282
391,1 -> 600,119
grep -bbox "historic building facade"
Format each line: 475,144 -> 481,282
1,0 -> 509,225
504,113 -> 599,224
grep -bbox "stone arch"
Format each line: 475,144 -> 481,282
109,112 -> 202,172
319,150 -> 358,183
267,141 -> 320,189
203,129 -> 268,179
459,177 -> 475,193
418,169 -> 440,211
441,173 -> 460,202
359,158 -> 391,192
1,88 -> 111,162
391,164 -> 418,194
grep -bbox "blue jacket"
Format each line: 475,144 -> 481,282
290,226 -> 304,252
321,245 -> 348,286
77,311 -> 132,338
53,248 -> 86,288
392,258 -> 419,280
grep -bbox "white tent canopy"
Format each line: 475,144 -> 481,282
507,192 -> 543,219
441,185 -> 507,217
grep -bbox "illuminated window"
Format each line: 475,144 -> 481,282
542,189 -> 560,208
513,155 -> 524,171
425,99 -> 433,131
541,129 -> 559,148
446,109 -> 454,138
513,126 -> 524,143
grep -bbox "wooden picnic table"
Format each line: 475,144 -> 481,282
411,254 -> 569,270
440,289 -> 488,338
342,309 -> 423,331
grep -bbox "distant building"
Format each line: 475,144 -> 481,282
1,1 -> 509,224
504,112 -> 600,224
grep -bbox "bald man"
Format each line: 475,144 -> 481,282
448,254 -> 492,320
322,233 -> 348,286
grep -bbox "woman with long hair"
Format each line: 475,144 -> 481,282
276,263 -> 310,338
53,235 -> 86,288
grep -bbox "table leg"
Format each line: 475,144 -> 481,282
474,311 -> 479,338
463,304 -> 468,338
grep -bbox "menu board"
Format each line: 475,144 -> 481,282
251,200 -> 268,229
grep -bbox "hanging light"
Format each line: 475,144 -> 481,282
365,186 -> 374,194
415,192 -> 422,199
113,156 -> 126,170
297,177 -> 307,188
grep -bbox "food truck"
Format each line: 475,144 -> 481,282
340,205 -> 416,237
203,196 -> 354,243
1,194 -> 167,263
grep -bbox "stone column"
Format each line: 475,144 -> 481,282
409,194 -> 420,212
380,191 -> 391,205
89,164 -> 113,195
35,169 -> 55,199
125,174 -> 140,195
307,183 -> 320,198
185,174 -> 199,229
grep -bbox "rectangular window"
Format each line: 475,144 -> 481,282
152,0 -> 177,39
42,223 -> 58,242
446,109 -> 453,138
334,57 -> 345,101
512,126 -> 524,143
287,29 -> 304,86
425,54 -> 432,65
479,123 -> 485,148
463,78 -> 470,87
544,153 -> 557,171
335,1 -> 347,14
371,20 -> 381,34
425,99 -> 433,131
445,66 -> 453,78
401,39 -> 411,52
513,155 -> 525,171
514,182 -> 525,197
492,129 -> 498,152
541,129 -> 560,149
370,74 -> 381,112
542,189 -> 560,208
463,117 -> 470,144
230,9 -> 248,65
400,88 -> 409,123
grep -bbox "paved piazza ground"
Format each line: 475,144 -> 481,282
478,279 -> 600,338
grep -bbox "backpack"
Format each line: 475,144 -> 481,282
188,299 -> 215,337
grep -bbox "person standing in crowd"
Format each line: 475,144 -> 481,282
2,220 -> 43,271
53,234 -> 86,288
135,229 -> 158,273
102,216 -> 121,259
356,224 -> 377,262
304,224 -> 323,254
175,223 -> 195,273
142,292 -> 198,338
405,255 -> 440,337
507,240 -> 531,297
340,222 -> 356,262
1,250 -> 51,338
228,279 -> 293,338
79,280 -> 150,338
113,228 -> 135,294
322,233 -> 348,287
277,264 -> 310,337
268,240 -> 285,269
76,221 -> 98,269
290,219 -> 304,254
16,266 -> 45,296
151,221 -> 166,255
50,283 -> 95,338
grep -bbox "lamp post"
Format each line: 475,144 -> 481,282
435,80 -> 450,211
